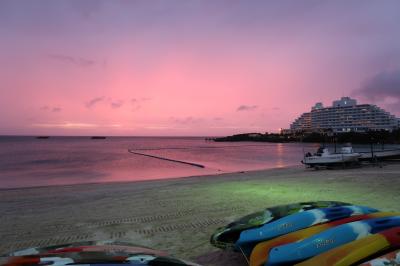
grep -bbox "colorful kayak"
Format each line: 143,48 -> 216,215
267,216 -> 400,266
359,249 -> 400,266
210,201 -> 350,249
1,241 -> 200,266
249,212 -> 400,266
5,241 -> 167,257
3,256 -> 198,266
236,205 -> 378,255
296,226 -> 400,266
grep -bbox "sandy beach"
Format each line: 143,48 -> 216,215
1,163 -> 400,265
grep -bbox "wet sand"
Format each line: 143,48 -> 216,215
1,163 -> 400,265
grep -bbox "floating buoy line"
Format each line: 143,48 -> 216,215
127,149 -> 205,168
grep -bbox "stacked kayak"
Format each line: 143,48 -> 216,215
0,241 -> 200,266
296,227 -> 400,266
268,217 -> 400,265
210,201 -> 400,266
210,201 -> 350,249
250,212 -> 397,266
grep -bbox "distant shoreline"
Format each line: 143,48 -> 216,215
213,131 -> 400,144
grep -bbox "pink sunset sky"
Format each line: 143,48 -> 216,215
1,0 -> 400,136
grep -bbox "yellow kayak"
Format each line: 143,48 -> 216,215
296,226 -> 400,266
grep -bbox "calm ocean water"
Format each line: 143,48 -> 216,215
0,136 -> 318,189
0,136 -> 396,189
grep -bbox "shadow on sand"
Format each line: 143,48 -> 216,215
194,250 -> 247,266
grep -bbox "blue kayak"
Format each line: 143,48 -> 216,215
210,201 -> 350,249
267,216 -> 400,265
235,205 -> 378,255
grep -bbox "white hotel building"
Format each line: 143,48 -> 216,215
290,97 -> 399,133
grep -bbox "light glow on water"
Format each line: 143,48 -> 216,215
0,137 -> 311,189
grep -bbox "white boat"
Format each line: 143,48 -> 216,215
302,146 -> 361,168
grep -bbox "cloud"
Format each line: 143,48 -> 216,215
85,97 -> 104,108
171,116 -> 204,125
130,97 -> 151,111
131,97 -> 151,103
33,122 -> 97,128
111,100 -> 124,109
40,105 -> 62,113
237,105 -> 258,111
355,70 -> 400,101
354,69 -> 400,111
85,97 -> 142,110
32,122 -> 121,129
48,54 -> 96,67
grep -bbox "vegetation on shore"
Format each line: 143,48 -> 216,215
213,129 -> 400,144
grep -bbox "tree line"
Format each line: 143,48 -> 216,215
213,129 -> 400,144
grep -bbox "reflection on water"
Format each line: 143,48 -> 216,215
0,136 -> 317,189
275,143 -> 285,168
